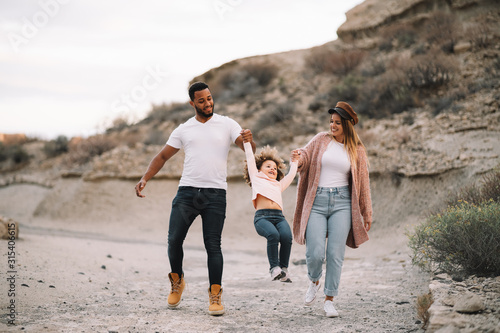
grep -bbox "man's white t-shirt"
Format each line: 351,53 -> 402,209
166,113 -> 242,190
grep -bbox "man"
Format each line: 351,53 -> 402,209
135,81 -> 255,316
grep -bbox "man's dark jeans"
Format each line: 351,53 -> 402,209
167,186 -> 226,286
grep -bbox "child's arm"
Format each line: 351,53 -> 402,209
244,141 -> 258,178
280,150 -> 299,191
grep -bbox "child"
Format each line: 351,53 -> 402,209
243,139 -> 299,282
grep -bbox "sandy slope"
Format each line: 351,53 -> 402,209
0,180 -> 429,332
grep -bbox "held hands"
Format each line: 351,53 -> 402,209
135,179 -> 147,198
240,129 -> 253,143
291,149 -> 301,163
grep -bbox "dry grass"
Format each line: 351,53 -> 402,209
416,292 -> 433,329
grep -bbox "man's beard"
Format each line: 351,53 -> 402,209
195,104 -> 214,119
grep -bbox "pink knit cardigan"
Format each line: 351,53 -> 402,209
293,132 -> 372,248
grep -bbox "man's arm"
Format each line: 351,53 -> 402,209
135,144 -> 179,197
235,129 -> 256,153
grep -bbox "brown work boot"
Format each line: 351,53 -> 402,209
208,284 -> 225,316
167,273 -> 185,308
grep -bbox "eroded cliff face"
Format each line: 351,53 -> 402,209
337,0 -> 489,41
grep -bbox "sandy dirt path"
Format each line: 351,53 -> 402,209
0,181 -> 430,332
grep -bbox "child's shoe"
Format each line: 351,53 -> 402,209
270,266 -> 285,281
279,267 -> 292,283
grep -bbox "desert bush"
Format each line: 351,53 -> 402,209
424,11 -> 462,53
0,143 -> 30,164
446,169 -> 500,206
241,63 -> 278,87
144,130 -> 168,146
328,74 -> 364,102
305,48 -> 366,76
64,135 -> 117,166
468,77 -> 498,94
145,102 -> 192,125
252,101 -> 316,146
0,143 -> 7,162
409,169 -> 500,276
416,292 -> 433,329
404,54 -> 457,89
305,47 -> 334,74
360,60 -> 386,77
43,135 -> 69,158
357,70 -> 414,118
217,70 -> 260,100
465,23 -> 492,49
408,200 -> 500,276
379,23 -> 418,51
431,96 -> 454,115
254,101 -> 295,131
211,62 -> 278,101
328,49 -> 367,76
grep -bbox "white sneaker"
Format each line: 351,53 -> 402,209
270,266 -> 285,281
324,300 -> 339,317
304,280 -> 321,305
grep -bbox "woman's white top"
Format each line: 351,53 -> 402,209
318,140 -> 351,188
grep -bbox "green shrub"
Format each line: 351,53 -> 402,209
408,200 -> 500,276
0,142 -> 7,162
0,143 -> 30,164
43,135 -> 69,158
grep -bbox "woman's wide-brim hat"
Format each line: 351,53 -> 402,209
328,101 -> 358,125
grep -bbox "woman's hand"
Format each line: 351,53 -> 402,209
364,220 -> 372,231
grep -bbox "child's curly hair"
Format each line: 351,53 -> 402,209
243,145 -> 286,187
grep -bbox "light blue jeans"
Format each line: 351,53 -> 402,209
305,186 -> 351,297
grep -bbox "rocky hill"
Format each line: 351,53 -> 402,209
2,0 -> 498,189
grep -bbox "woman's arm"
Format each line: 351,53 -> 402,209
294,132 -> 323,173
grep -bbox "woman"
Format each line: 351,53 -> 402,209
292,101 -> 372,317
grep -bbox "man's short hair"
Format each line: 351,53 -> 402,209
188,82 -> 209,101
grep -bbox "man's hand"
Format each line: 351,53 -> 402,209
135,179 -> 147,198
240,129 -> 253,143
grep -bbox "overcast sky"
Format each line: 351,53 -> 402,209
0,0 -> 364,139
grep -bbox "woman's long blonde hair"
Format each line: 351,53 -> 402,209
330,116 -> 368,170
